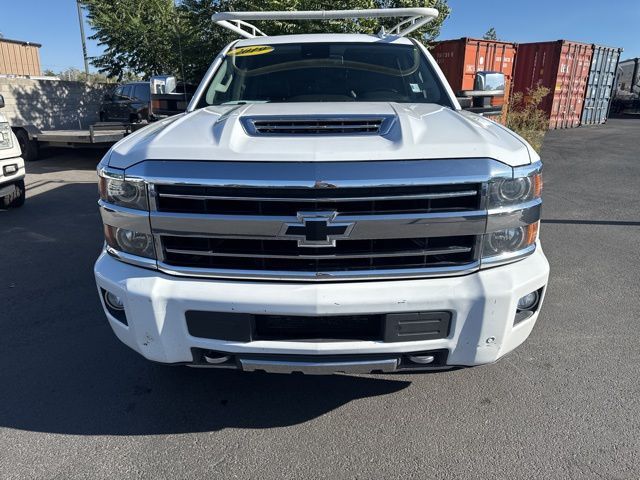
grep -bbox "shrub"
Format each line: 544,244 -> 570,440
506,85 -> 550,152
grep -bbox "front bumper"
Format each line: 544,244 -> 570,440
94,244 -> 549,372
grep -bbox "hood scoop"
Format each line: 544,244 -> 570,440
240,115 -> 396,136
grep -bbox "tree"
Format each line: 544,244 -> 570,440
82,0 -> 451,82
81,0 -> 185,80
483,27 -> 498,40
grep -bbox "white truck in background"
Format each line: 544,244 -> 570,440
0,94 -> 25,208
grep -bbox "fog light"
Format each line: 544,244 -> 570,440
517,291 -> 539,311
104,291 -> 124,310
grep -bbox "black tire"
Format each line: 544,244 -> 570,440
99,111 -> 107,122
0,179 -> 25,209
14,129 -> 39,162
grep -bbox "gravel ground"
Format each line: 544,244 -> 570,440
0,119 -> 639,479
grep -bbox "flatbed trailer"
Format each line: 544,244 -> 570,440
34,127 -> 128,146
8,75 -> 191,161
14,122 -> 131,161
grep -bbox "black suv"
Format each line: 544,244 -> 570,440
100,82 -> 150,123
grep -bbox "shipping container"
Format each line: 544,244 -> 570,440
431,38 -> 517,121
513,40 -> 593,129
581,45 -> 622,125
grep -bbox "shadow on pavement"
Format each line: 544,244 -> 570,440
25,147 -> 107,174
0,183 -> 411,436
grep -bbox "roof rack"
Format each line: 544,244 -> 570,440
212,8 -> 439,39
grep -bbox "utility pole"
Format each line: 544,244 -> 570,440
76,0 -> 90,78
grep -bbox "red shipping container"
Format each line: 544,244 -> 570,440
431,38 -> 517,122
513,40 -> 593,129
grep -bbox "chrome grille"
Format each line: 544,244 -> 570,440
155,184 -> 481,216
138,159 -> 513,281
161,236 -> 476,272
241,115 -> 395,136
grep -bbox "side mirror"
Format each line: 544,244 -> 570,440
150,75 -> 177,95
0,94 -> 4,109
474,71 -> 505,92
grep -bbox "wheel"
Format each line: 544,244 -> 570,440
99,111 -> 107,122
14,129 -> 39,162
0,180 -> 25,209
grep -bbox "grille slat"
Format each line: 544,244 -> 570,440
152,179 -> 483,279
160,236 -> 477,273
157,189 -> 478,202
155,184 -> 482,216
164,245 -> 472,260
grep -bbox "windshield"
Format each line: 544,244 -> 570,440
198,42 -> 453,107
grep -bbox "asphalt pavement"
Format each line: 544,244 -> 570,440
0,119 -> 639,479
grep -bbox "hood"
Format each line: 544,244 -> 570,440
106,102 -> 535,169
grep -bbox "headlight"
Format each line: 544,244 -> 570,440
98,169 -> 148,210
0,123 -> 13,150
489,171 -> 542,208
483,222 -> 539,258
104,225 -> 156,259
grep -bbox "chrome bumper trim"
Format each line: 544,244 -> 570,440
156,260 -> 480,282
105,246 -> 157,270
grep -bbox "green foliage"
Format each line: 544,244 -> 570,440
506,85 -> 551,152
483,27 -> 497,40
81,0 -> 450,82
81,0 -> 185,81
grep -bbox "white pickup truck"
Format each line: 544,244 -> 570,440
94,9 -> 549,374
0,94 -> 25,209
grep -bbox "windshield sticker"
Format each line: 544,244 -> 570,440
228,46 -> 274,57
410,83 -> 421,93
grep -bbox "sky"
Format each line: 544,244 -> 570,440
0,0 -> 638,74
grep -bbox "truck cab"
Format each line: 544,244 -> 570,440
100,81 -> 151,123
94,9 -> 549,374
0,95 -> 25,209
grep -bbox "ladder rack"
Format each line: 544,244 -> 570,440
212,8 -> 439,39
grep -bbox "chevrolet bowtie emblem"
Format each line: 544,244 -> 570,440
281,212 -> 355,247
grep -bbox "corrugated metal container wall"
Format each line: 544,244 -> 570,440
431,38 -> 517,122
0,39 -> 42,76
581,46 -> 622,125
513,40 -> 593,129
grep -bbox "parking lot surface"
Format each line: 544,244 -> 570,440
1,119 -> 639,479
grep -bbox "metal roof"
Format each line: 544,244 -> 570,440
0,37 -> 42,48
